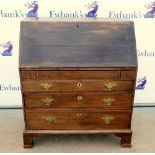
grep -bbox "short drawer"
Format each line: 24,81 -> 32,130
38,71 -> 120,80
22,80 -> 134,92
25,110 -> 131,130
24,93 -> 133,109
121,70 -> 136,80
20,71 -> 36,80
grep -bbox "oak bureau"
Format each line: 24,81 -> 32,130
19,18 -> 138,148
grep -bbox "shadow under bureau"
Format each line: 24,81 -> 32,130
19,18 -> 138,148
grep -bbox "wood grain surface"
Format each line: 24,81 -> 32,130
19,19 -> 137,68
19,18 -> 137,148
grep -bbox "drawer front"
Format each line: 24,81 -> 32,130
38,71 -> 120,80
20,71 -> 36,80
24,93 -> 133,109
22,80 -> 134,92
121,70 -> 136,80
25,110 -> 131,130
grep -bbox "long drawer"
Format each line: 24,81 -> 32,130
25,110 -> 131,130
20,70 -> 136,81
38,71 -> 120,80
21,70 -> 120,80
24,93 -> 133,109
22,80 -> 134,92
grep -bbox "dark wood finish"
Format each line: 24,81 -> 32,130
19,18 -> 137,148
25,109 -> 131,130
23,129 -> 132,148
24,93 -> 133,109
19,18 -> 137,68
24,129 -> 132,134
121,71 -> 137,80
20,71 -> 36,80
20,67 -> 136,71
23,132 -> 34,148
37,70 -> 120,80
115,133 -> 132,147
22,80 -> 134,92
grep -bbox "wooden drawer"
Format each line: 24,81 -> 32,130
121,71 -> 136,80
20,71 -> 36,80
25,110 -> 131,130
37,71 -> 120,80
24,93 -> 133,109
22,80 -> 134,92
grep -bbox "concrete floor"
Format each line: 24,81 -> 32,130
0,107 -> 155,153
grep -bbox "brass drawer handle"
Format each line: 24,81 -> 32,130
104,82 -> 117,91
77,81 -> 82,87
41,98 -> 54,106
77,96 -> 83,101
40,83 -> 53,90
101,115 -> 114,124
43,117 -> 55,124
103,98 -> 115,106
76,112 -> 82,118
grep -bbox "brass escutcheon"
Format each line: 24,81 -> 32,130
76,112 -> 82,118
103,98 -> 115,106
41,98 -> 54,106
101,115 -> 114,124
104,82 -> 117,91
77,81 -> 82,87
40,83 -> 53,90
77,96 -> 83,101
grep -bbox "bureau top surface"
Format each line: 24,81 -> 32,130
19,18 -> 137,69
